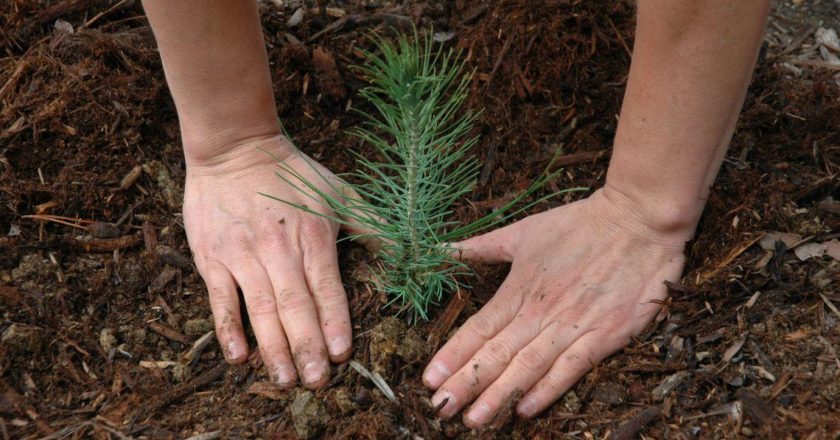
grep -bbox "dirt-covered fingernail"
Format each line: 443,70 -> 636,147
225,341 -> 246,363
273,365 -> 296,387
302,361 -> 325,386
423,362 -> 450,388
431,390 -> 456,418
466,402 -> 492,426
328,336 -> 350,358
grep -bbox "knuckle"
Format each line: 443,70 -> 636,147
277,288 -> 313,313
482,339 -> 516,364
300,217 -> 330,239
229,223 -> 255,245
312,274 -> 344,295
515,346 -> 548,370
465,314 -> 498,341
246,292 -> 277,318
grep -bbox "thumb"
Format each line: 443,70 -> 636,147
450,221 -> 521,264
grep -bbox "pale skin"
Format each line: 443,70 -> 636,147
142,0 -> 769,426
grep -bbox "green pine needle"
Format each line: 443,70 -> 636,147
264,30 -> 586,320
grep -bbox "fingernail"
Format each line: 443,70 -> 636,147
225,341 -> 245,362
517,396 -> 537,417
423,362 -> 451,388
328,336 -> 350,357
302,362 -> 324,385
273,365 -> 296,386
466,402 -> 492,426
431,390 -> 456,418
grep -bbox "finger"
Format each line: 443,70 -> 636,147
450,221 -> 522,264
516,331 -> 612,418
336,183 -> 384,253
431,314 -> 542,419
463,321 -> 582,427
232,263 -> 297,387
264,252 -> 331,389
423,276 -> 523,389
198,260 -> 248,364
301,227 -> 352,363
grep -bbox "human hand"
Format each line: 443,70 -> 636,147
183,134 -> 357,389
423,187 -> 691,427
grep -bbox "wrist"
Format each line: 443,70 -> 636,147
599,181 -> 703,244
183,131 -> 296,175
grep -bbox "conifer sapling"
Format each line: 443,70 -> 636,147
263,31 -> 583,320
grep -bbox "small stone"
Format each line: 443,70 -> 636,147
99,328 -> 117,353
290,390 -> 330,439
183,318 -> 213,337
2,324 -> 45,352
652,371 -> 690,401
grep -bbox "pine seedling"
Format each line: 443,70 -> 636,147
263,30 -> 583,320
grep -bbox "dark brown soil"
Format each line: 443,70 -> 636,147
2,0 -> 840,438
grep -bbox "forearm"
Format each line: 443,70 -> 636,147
142,0 -> 282,164
604,0 -> 769,238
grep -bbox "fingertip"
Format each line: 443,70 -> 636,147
223,340 -> 249,364
272,364 -> 298,388
300,361 -> 330,389
423,361 -> 451,389
464,402 -> 493,428
430,390 -> 457,419
516,395 -> 539,418
327,336 -> 352,363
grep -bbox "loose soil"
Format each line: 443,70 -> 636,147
2,0 -> 840,438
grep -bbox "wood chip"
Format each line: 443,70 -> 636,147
735,389 -> 775,426
147,321 -> 190,345
139,360 -> 176,369
144,363 -> 227,414
149,267 -> 179,294
246,381 -> 288,400
608,406 -> 661,440
700,234 -> 764,282
119,165 -> 142,190
181,330 -> 216,365
156,245 -> 193,270
87,222 -> 121,239
427,289 -> 470,352
745,291 -> 761,308
723,333 -> 748,363
651,371 -> 689,401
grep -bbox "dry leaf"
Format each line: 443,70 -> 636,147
723,334 -> 747,363
759,232 -> 801,250
794,242 -> 826,261
824,239 -> 840,261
